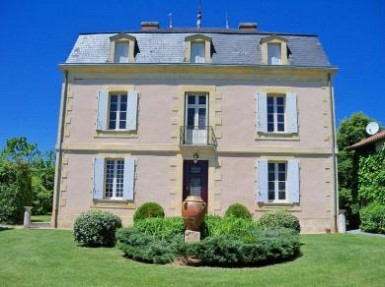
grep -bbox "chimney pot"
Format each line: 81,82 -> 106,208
140,21 -> 160,31
238,22 -> 258,31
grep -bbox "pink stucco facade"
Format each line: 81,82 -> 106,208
54,67 -> 337,233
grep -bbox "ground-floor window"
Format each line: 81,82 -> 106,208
105,159 -> 124,199
268,162 -> 287,202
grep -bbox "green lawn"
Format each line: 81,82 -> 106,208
31,215 -> 51,222
0,229 -> 384,287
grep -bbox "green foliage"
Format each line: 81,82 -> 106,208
257,210 -> 301,234
73,210 -> 122,247
360,203 -> 385,234
186,228 -> 300,267
116,227 -> 181,264
133,202 -> 165,222
201,215 -> 257,238
1,137 -> 40,163
224,203 -> 252,219
337,112 -> 375,228
358,149 -> 385,205
0,158 -> 32,224
133,217 -> 185,240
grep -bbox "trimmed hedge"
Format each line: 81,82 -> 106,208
133,202 -> 165,222
187,228 -> 300,267
257,210 -> 301,234
224,203 -> 252,219
73,210 -> 122,247
360,203 -> 385,234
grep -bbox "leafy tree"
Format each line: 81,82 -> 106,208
0,137 -> 55,215
337,112 -> 374,228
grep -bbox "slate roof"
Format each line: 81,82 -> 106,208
65,29 -> 332,67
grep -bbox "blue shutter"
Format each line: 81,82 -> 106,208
126,91 -> 138,131
97,90 -> 109,130
257,92 -> 267,132
288,160 -> 300,203
123,157 -> 135,200
257,160 -> 268,202
286,92 -> 298,133
93,157 -> 104,200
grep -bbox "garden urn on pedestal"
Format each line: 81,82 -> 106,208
181,196 -> 207,231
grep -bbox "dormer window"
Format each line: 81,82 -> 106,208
114,42 -> 129,63
109,33 -> 136,63
268,43 -> 282,65
191,42 -> 205,63
260,35 -> 289,65
185,34 -> 212,64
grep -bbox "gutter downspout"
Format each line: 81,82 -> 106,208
53,71 -> 69,228
328,72 -> 339,232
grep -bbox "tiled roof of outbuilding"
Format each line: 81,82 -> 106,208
65,29 -> 332,67
349,130 -> 385,149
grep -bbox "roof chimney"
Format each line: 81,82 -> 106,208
140,21 -> 160,31
238,22 -> 258,31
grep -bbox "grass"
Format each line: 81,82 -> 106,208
31,215 -> 51,223
0,229 -> 384,287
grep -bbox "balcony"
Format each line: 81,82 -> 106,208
180,126 -> 217,149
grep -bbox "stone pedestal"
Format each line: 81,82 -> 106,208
184,230 -> 201,243
338,211 -> 346,233
23,206 -> 33,228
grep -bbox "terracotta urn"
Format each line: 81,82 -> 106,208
182,196 -> 207,231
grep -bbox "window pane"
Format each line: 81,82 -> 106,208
119,120 -> 126,129
198,108 -> 206,128
279,182 -> 286,191
278,123 -> 285,131
188,96 -> 195,105
268,172 -> 275,181
109,121 -> 116,130
276,97 -> 284,105
199,96 -> 206,105
268,182 -> 275,191
267,97 -> 274,105
277,114 -> 285,122
268,105 -> 274,113
268,44 -> 281,64
115,43 -> 129,63
120,95 -> 127,103
187,108 -> 195,127
268,123 -> 274,132
278,191 -> 286,200
268,163 -> 275,171
267,114 -> 274,123
268,191 -> 275,200
278,163 -> 286,171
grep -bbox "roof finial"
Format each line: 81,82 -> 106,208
197,1 -> 202,28
168,12 -> 173,29
225,12 -> 229,29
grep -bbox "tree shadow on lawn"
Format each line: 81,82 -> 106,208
0,226 -> 14,232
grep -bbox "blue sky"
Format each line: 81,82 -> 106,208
1,0 -> 384,151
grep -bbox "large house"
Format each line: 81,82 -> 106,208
53,21 -> 338,233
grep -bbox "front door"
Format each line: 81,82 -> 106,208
183,160 -> 208,204
185,94 -> 208,145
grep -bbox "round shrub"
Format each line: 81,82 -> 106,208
133,202 -> 165,222
257,210 -> 301,234
225,203 -> 252,219
73,210 -> 122,247
360,203 -> 385,234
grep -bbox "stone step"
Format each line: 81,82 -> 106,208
29,222 -> 52,229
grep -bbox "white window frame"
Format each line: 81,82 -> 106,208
267,95 -> 285,133
268,162 -> 288,203
108,93 -> 127,131
104,159 -> 125,200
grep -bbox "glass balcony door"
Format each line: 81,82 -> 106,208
185,94 -> 208,145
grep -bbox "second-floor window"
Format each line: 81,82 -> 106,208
267,96 -> 285,132
191,42 -> 205,63
268,43 -> 282,65
109,94 -> 127,130
114,42 -> 129,63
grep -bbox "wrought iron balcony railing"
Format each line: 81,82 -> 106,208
180,126 -> 217,148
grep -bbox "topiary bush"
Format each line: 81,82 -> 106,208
225,203 -> 252,219
257,210 -> 301,234
360,203 -> 385,234
133,217 -> 185,240
133,202 -> 165,222
73,210 -> 122,247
